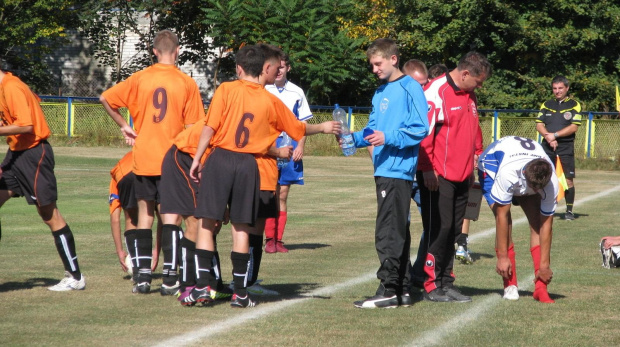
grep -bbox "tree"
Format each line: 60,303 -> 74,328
0,0 -> 78,92
78,0 -> 164,83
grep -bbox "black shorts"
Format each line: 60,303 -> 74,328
134,174 -> 161,202
195,147 -> 259,224
543,144 -> 576,178
257,190 -> 278,219
159,146 -> 198,216
0,140 -> 57,206
117,172 -> 137,210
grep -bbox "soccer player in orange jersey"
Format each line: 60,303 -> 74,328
0,69 -> 86,291
100,29 -> 204,294
184,44 -> 340,308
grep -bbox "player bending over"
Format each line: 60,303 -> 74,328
478,136 -> 558,303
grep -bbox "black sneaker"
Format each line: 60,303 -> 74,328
181,286 -> 214,306
354,294 -> 399,309
160,281 -> 180,296
231,293 -> 256,308
421,288 -> 453,302
132,282 -> 151,294
443,286 -> 472,302
565,211 -> 575,220
399,293 -> 413,307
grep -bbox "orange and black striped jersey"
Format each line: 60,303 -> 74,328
0,72 -> 51,151
109,151 -> 133,214
205,79 -> 306,155
101,63 -> 204,175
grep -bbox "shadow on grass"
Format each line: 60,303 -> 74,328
281,243 -> 331,251
0,278 -> 58,292
410,285 -> 567,302
553,212 -> 589,220
469,252 -> 494,262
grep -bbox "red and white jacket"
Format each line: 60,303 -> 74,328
418,73 -> 483,182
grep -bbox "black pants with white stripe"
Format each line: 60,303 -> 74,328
418,174 -> 469,292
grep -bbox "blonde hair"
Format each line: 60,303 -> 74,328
366,38 -> 399,64
153,30 -> 179,54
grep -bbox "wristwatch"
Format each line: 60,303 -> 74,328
553,132 -> 559,139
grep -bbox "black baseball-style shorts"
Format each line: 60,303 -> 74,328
117,172 -> 137,210
195,147 -> 259,224
257,190 -> 278,219
0,140 -> 58,206
159,145 -> 198,216
134,174 -> 160,202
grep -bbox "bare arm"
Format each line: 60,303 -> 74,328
304,121 -> 341,136
110,208 -> 128,272
536,214 -> 554,284
268,145 -> 292,160
0,124 -> 33,136
292,121 -> 308,162
189,125 -> 215,182
493,203 -> 513,279
100,95 -> 137,145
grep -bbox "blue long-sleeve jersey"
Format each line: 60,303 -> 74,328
352,75 -> 429,181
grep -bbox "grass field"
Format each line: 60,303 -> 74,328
1,146 -> 620,346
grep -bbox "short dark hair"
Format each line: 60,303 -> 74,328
236,45 -> 265,78
524,158 -> 553,191
282,52 -> 291,67
457,51 -> 492,78
428,64 -> 448,79
402,59 -> 428,76
551,75 -> 569,88
366,38 -> 399,64
257,43 -> 284,65
153,30 -> 179,54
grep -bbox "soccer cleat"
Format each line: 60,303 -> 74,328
421,288 -> 453,302
160,281 -> 180,296
275,241 -> 289,253
230,293 -> 256,308
247,282 -> 280,296
354,294 -> 399,309
398,293 -> 413,307
181,286 -> 214,306
564,211 -> 575,220
132,282 -> 151,294
210,286 -> 234,300
503,285 -> 519,300
443,286 -> 472,302
48,271 -> 86,291
265,238 -> 276,254
178,286 -> 195,304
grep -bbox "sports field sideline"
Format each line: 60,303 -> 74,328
1,146 -> 619,346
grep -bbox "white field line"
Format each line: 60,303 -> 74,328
405,183 -> 620,346
153,184 -> 620,347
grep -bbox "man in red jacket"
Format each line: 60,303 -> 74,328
417,51 -> 491,302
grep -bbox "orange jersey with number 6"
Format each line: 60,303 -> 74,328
205,79 -> 306,155
101,63 -> 204,175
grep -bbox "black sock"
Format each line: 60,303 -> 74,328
248,234 -> 264,286
124,229 -> 138,282
52,224 -> 81,279
135,229 -> 153,283
566,187 -> 575,213
212,251 -> 223,290
456,233 -> 468,248
179,238 -> 196,288
161,224 -> 180,285
195,249 -> 215,289
231,251 -> 250,297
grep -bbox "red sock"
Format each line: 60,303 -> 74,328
495,244 -> 518,288
264,217 -> 277,240
530,245 -> 554,303
276,211 -> 287,241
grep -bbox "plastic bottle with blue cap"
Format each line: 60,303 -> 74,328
332,104 -> 356,156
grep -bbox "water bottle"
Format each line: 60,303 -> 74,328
332,104 -> 356,156
277,132 -> 292,169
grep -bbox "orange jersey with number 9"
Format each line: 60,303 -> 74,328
101,64 -> 204,175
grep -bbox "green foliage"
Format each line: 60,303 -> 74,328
394,0 -> 620,111
78,0 -> 165,83
0,0 -> 77,92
